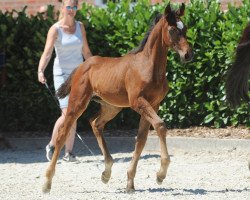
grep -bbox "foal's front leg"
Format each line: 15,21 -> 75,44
131,97 -> 170,187
126,117 -> 150,192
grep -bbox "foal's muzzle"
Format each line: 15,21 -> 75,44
182,49 -> 193,63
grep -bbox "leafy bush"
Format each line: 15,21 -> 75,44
0,6 -> 59,131
159,0 -> 250,128
0,0 -> 249,132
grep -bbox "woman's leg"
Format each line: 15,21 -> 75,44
48,108 -> 77,157
50,74 -> 77,159
49,108 -> 67,147
64,120 -> 76,154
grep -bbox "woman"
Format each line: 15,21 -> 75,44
38,0 -> 92,162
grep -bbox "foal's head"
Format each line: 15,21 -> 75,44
163,3 -> 193,63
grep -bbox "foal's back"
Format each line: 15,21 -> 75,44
82,54 -> 139,107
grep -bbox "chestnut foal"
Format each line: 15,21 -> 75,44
43,3 -> 193,193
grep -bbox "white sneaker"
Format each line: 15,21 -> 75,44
45,144 -> 54,161
63,152 -> 80,163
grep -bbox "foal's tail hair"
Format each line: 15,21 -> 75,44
226,23 -> 250,107
56,68 -> 77,99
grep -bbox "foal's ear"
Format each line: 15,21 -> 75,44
165,3 -> 176,26
176,3 -> 185,17
165,3 -> 172,16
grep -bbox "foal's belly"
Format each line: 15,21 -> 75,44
93,90 -> 130,107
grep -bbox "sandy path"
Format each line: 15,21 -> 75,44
0,142 -> 249,200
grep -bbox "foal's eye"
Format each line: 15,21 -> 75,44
169,28 -> 181,42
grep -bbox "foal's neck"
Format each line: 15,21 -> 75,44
143,18 -> 168,82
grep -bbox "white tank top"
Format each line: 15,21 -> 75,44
53,21 -> 83,75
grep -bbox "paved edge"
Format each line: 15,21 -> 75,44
4,136 -> 250,152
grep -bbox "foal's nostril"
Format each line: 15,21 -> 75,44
185,53 -> 189,60
184,50 -> 193,62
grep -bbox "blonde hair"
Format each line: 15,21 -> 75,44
59,0 -> 79,20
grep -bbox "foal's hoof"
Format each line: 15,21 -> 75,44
156,176 -> 164,185
126,187 -> 135,193
42,182 -> 51,194
126,181 -> 135,193
101,173 -> 110,184
101,170 -> 111,184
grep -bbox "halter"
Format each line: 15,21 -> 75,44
177,21 -> 184,30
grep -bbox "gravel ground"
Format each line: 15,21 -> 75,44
1,126 -> 249,139
0,140 -> 249,200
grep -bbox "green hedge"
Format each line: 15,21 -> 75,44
0,0 -> 249,132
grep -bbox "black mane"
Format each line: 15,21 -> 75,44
239,22 -> 250,44
129,13 -> 163,54
226,22 -> 250,106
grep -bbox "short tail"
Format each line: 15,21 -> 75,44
226,23 -> 250,107
56,68 -> 77,99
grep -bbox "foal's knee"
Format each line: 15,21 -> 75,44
155,121 -> 167,136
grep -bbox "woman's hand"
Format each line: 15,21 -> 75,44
38,71 -> 47,84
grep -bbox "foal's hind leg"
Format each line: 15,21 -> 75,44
43,77 -> 92,193
126,117 -> 150,192
89,102 -> 121,183
131,97 -> 170,186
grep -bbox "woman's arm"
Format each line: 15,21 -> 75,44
79,22 -> 93,60
38,25 -> 58,84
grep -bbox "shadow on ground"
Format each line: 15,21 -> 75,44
0,137 -> 165,164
